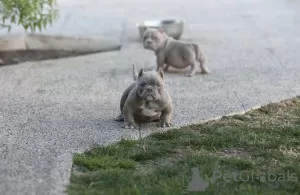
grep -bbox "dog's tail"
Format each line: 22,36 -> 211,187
132,64 -> 138,81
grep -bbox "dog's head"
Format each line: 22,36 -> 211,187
136,68 -> 165,101
142,28 -> 167,51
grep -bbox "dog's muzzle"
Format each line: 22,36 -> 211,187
144,41 -> 153,49
143,87 -> 158,100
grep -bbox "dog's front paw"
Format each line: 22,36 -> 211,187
122,121 -> 138,129
158,120 -> 172,128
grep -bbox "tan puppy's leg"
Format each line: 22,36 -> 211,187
194,44 -> 210,74
122,104 -> 138,129
199,54 -> 210,74
156,52 -> 166,71
185,52 -> 198,77
158,103 -> 173,127
115,83 -> 136,122
163,64 -> 170,71
115,113 -> 124,121
186,62 -> 198,77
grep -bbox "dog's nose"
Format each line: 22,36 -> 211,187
147,88 -> 153,92
146,40 -> 151,44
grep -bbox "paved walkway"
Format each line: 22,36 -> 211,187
1,0 -> 300,194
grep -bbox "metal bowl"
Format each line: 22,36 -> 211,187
137,20 -> 184,40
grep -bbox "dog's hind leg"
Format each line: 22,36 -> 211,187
115,114 -> 124,121
199,55 -> 210,74
185,60 -> 198,77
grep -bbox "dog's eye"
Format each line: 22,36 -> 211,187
140,82 -> 145,87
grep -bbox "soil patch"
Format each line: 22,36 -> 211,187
0,34 -> 122,66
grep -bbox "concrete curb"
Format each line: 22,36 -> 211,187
0,33 -> 122,65
184,96 -> 300,127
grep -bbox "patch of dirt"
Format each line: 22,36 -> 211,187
135,157 -> 178,175
0,34 -> 122,66
71,164 -> 91,177
0,49 -> 119,66
173,148 -> 187,158
279,146 -> 300,158
219,148 -> 249,158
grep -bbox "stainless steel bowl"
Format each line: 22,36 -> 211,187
137,20 -> 184,40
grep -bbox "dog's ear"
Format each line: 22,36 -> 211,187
138,69 -> 144,78
157,67 -> 164,79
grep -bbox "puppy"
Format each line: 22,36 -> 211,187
115,64 -> 173,129
142,28 -> 210,77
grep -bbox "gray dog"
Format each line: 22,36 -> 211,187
143,28 -> 210,77
115,64 -> 173,129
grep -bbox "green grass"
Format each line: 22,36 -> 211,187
68,96 -> 300,195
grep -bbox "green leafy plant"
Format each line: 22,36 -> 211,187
0,0 -> 58,32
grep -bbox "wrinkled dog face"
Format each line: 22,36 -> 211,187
142,28 -> 165,51
136,68 -> 164,101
